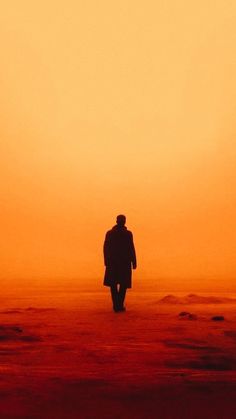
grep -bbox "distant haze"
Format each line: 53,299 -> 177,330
1,1 -> 236,290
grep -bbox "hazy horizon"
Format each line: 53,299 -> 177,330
2,276 -> 236,295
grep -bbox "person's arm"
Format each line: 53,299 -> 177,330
103,232 -> 110,267
130,233 -> 137,269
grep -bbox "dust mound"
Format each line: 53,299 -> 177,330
0,307 -> 56,315
0,325 -> 41,342
166,355 -> 236,371
163,339 -> 218,352
159,294 -> 236,304
178,312 -> 198,320
0,309 -> 22,314
159,295 -> 183,304
211,316 -> 225,321
25,307 -> 56,312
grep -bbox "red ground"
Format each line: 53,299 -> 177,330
1,284 -> 236,418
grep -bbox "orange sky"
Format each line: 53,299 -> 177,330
1,1 -> 236,289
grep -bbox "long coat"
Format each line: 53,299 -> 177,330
103,225 -> 137,288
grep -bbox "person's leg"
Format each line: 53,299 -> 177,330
110,283 -> 119,311
118,284 -> 127,310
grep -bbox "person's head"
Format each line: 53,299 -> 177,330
116,214 -> 126,226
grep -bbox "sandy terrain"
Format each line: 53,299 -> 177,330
1,283 -> 236,418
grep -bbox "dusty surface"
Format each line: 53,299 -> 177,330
1,284 -> 236,418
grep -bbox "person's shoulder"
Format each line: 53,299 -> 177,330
105,228 -> 114,237
126,229 -> 133,237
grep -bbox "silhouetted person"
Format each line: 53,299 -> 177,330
103,215 -> 137,312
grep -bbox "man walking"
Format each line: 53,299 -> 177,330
103,215 -> 137,312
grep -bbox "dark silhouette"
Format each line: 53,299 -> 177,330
103,215 -> 137,312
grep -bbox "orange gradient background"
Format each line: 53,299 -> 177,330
1,1 -> 236,290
